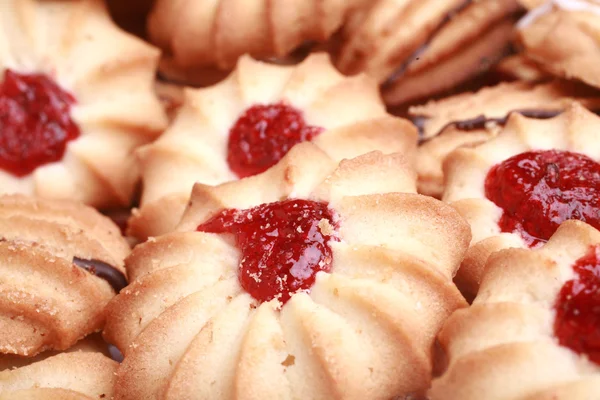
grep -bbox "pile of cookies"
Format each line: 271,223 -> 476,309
0,0 -> 599,399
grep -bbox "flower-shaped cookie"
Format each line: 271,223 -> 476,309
105,143 -> 469,400
443,103 -> 600,297
518,0 -> 600,90
0,0 -> 167,208
0,352 -> 118,399
413,81 -> 600,197
431,220 -> 600,399
337,0 -> 523,105
147,0 -> 368,73
0,195 -> 130,356
129,53 -> 418,240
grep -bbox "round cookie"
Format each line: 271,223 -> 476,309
443,103 -> 600,297
0,195 -> 130,356
129,53 -> 418,240
105,143 -> 470,400
0,0 -> 167,208
431,220 -> 600,400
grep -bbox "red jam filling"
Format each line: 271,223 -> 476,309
485,150 -> 600,247
197,199 -> 338,304
0,70 -> 80,177
226,102 -> 324,178
554,245 -> 600,365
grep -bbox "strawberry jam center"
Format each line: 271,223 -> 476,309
227,102 -> 323,178
554,245 -> 600,365
197,199 -> 338,304
485,150 -> 600,247
0,69 -> 80,177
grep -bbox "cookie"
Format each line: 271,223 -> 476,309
431,220 -> 600,400
337,0 -> 523,105
443,103 -> 600,297
129,53 -> 418,240
0,0 -> 167,208
147,0 -> 368,75
413,81 -> 600,197
0,352 -> 118,399
105,143 -> 469,400
518,0 -> 600,89
0,195 -> 129,356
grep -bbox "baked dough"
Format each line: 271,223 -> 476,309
129,53 -> 418,240
413,81 -> 600,197
0,195 -> 130,356
105,143 -> 470,400
147,0 -> 368,74
0,352 -> 118,400
518,0 -> 600,89
443,103 -> 600,297
337,0 -> 523,105
431,220 -> 600,400
0,0 -> 167,208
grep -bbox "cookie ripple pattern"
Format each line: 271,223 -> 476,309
0,352 -> 118,400
0,194 -> 130,357
105,143 -> 470,400
431,220 -> 600,400
0,0 -> 167,208
443,103 -> 600,297
148,0 -> 369,71
129,53 -> 418,240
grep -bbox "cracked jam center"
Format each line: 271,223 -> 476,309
554,245 -> 600,365
227,102 -> 324,178
485,150 -> 600,247
0,69 -> 80,177
197,199 -> 338,304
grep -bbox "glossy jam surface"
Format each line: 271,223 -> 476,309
0,70 -> 80,177
197,199 -> 338,304
227,102 -> 323,178
554,245 -> 600,365
485,150 -> 600,246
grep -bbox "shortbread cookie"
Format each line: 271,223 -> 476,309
431,220 -> 600,400
0,0 -> 167,208
443,103 -> 600,297
337,0 -> 523,105
0,195 -> 130,356
147,0 -> 368,74
104,143 -> 469,400
518,0 -> 600,89
0,352 -> 118,399
413,81 -> 600,197
129,53 -> 418,240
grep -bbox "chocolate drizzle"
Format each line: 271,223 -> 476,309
451,108 -> 563,131
107,344 -> 124,362
73,257 -> 127,293
415,108 -> 600,143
